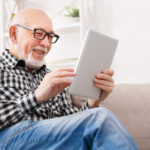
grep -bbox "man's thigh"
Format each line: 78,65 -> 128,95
0,108 -> 101,150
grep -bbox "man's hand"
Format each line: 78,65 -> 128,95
88,69 -> 114,108
35,68 -> 76,103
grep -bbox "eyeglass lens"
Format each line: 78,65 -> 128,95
34,29 -> 57,43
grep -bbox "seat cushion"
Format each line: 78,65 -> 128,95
100,84 -> 150,150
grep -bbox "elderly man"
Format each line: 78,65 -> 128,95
0,8 -> 138,150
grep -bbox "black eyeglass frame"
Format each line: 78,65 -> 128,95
14,24 -> 59,44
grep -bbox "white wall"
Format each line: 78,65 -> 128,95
81,0 -> 150,84
0,2 -> 3,52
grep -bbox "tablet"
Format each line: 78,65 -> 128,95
68,29 -> 118,99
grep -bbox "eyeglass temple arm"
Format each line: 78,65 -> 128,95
14,24 -> 34,31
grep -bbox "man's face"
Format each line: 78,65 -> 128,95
16,19 -> 53,69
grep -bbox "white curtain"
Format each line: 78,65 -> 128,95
80,0 -> 150,84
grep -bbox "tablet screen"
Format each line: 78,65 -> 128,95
68,29 -> 118,99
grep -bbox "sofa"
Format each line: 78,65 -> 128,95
71,84 -> 150,150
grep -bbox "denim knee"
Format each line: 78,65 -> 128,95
86,107 -> 115,123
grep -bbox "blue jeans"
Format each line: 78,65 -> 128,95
0,107 -> 138,150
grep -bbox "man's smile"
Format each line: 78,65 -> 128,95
33,49 -> 46,55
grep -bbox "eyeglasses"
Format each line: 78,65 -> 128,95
14,24 -> 59,44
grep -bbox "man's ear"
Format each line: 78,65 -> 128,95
9,25 -> 17,44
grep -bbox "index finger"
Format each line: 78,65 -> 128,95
56,68 -> 74,72
53,71 -> 76,78
101,69 -> 114,76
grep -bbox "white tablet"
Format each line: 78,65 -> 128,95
68,29 -> 118,99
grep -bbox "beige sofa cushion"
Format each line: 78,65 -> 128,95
71,84 -> 150,150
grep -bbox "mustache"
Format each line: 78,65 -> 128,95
31,46 -> 48,53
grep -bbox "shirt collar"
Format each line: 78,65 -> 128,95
2,49 -> 21,68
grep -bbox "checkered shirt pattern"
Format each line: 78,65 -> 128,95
0,49 -> 89,130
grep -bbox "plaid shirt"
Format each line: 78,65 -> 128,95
0,49 -> 89,130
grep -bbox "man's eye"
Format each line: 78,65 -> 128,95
49,34 -> 54,38
36,33 -> 42,35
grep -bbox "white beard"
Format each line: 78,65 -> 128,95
25,51 -> 45,69
18,46 -> 48,69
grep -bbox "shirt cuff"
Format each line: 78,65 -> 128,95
17,92 -> 39,113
